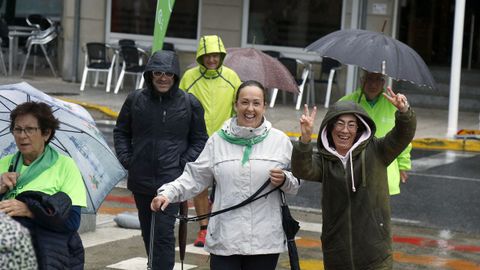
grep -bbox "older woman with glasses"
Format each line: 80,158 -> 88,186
0,101 -> 87,270
291,88 -> 416,270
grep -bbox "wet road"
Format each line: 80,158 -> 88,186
91,121 -> 480,269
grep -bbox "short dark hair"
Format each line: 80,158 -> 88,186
10,102 -> 60,145
235,80 -> 268,104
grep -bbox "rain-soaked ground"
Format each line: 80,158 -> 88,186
86,120 -> 480,270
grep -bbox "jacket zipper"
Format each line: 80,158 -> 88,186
345,162 -> 355,270
162,110 -> 166,123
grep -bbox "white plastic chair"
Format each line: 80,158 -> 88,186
114,45 -> 147,94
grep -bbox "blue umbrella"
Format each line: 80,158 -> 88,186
0,82 -> 126,214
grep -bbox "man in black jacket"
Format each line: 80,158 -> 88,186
114,50 -> 208,270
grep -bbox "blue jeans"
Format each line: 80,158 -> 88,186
133,193 -> 179,270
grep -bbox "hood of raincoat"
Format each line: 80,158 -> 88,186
143,50 -> 181,95
195,35 -> 227,67
317,101 -> 376,156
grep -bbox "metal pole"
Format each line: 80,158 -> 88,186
447,0 -> 466,138
468,15 -> 475,70
346,0 -> 362,95
72,0 -> 81,82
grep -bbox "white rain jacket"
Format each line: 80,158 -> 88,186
159,117 -> 301,255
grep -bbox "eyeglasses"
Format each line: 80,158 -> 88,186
334,121 -> 358,131
152,71 -> 175,78
12,127 -> 40,136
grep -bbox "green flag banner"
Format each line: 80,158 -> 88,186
152,0 -> 176,53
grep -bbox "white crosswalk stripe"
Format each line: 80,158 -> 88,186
106,257 -> 196,270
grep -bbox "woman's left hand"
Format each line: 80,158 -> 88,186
0,199 -> 33,218
383,87 -> 410,113
270,168 -> 285,186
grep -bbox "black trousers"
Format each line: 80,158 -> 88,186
133,193 -> 179,270
210,253 -> 280,270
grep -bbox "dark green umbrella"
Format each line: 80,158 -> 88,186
281,191 -> 301,270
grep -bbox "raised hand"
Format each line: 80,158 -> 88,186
383,87 -> 410,113
299,104 -> 317,144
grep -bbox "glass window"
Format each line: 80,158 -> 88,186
110,0 -> 198,39
247,0 -> 342,47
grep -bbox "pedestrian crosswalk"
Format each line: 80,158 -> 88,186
106,257 -> 196,270
87,216 -> 322,269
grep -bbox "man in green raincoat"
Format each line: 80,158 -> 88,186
179,35 -> 241,247
340,71 -> 412,195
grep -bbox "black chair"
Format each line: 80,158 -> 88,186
318,57 -> 342,108
262,50 -> 281,58
118,39 -> 136,47
270,57 -> 310,110
26,14 -> 53,31
80,42 -> 116,92
114,45 -> 148,94
162,42 -> 175,51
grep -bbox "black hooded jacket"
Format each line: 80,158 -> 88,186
114,50 -> 208,195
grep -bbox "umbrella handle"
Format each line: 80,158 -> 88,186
147,211 -> 156,270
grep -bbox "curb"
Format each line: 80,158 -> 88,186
64,99 -> 480,153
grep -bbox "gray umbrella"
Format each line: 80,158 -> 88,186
306,29 -> 436,89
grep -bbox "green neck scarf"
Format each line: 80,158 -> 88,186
217,129 -> 269,165
4,145 -> 59,199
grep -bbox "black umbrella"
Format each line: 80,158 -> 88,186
306,29 -> 436,89
281,191 -> 301,270
178,201 -> 189,270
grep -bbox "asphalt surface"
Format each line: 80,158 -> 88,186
86,120 -> 480,270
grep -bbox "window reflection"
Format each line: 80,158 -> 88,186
111,0 -> 198,39
248,0 -> 342,47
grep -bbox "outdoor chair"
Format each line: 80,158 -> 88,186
80,42 -> 117,93
26,14 -> 53,31
20,25 -> 57,77
262,50 -> 281,58
162,42 -> 175,51
270,57 -> 310,110
0,39 -> 6,75
317,57 -> 342,108
113,45 -> 148,94
118,39 -> 136,47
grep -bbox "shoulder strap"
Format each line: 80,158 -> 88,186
129,89 -> 143,122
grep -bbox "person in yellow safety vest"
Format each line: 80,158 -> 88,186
340,71 -> 412,195
179,35 -> 242,247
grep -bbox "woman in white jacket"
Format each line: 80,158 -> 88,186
151,80 -> 301,270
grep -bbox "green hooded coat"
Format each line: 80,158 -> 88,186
179,35 -> 242,136
291,101 -> 416,270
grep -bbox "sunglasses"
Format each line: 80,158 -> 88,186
153,71 -> 175,78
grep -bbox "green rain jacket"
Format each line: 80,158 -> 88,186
340,88 -> 412,195
291,101 -> 416,270
179,35 -> 242,136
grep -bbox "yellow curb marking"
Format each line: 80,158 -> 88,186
412,138 -> 480,152
57,97 -> 119,119
58,98 -> 480,152
280,259 -> 324,270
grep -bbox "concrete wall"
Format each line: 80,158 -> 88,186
62,1 -> 107,83
200,0 -> 243,48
